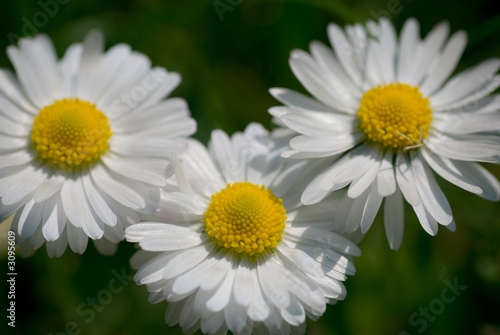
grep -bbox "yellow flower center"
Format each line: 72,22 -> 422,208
31,98 -> 112,171
357,83 -> 432,149
203,182 -> 287,257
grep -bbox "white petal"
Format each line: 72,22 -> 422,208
113,97 -> 190,133
438,76 -> 500,112
92,238 -> 118,256
0,114 -> 30,137
170,255 -> 221,300
17,34 -> 63,103
66,223 -> 89,254
359,184 -> 384,234
232,256 -> 256,307
0,69 -> 37,114
408,21 -> 449,86
61,178 -> 104,239
79,43 -> 132,103
269,87 -> 337,112
6,44 -> 46,108
413,203 -> 439,236
289,51 -> 353,112
200,310 -> 226,335
280,111 -> 355,136
452,161 -> 500,201
46,231 -> 68,258
411,152 -> 453,225
420,31 -> 467,96
102,154 -> 168,186
289,134 -> 360,154
397,18 -> 421,83
96,53 -> 151,111
16,199 -> 44,238
433,112 -> 500,135
377,151 -> 397,196
133,69 -> 182,111
327,23 -> 362,86
163,245 -> 213,280
109,134 -> 186,158
348,154 -> 382,199
309,41 -> 361,102
420,148 -> 482,194
32,175 -> 64,203
139,228 -> 204,251
395,153 -> 421,206
81,174 -> 117,227
301,169 -> 333,205
0,151 -> 33,169
134,252 -> 172,284
205,265 -> 237,313
430,58 -> 500,107
426,134 -> 500,163
325,146 -> 380,186
371,18 -> 397,84
76,30 -> 104,99
209,129 -> 240,182
179,292 -> 201,330
225,295 -> 250,334
0,135 -> 27,150
59,43 -> 82,97
247,269 -> 271,322
0,165 -> 44,205
41,197 -> 66,241
90,164 -> 146,210
384,189 -> 404,250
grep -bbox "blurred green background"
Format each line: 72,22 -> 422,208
1,0 -> 500,334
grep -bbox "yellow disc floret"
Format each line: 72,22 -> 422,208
357,83 -> 432,150
203,182 -> 287,257
31,98 -> 112,171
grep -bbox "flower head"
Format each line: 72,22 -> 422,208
270,18 -> 500,249
0,31 -> 196,256
125,124 -> 360,334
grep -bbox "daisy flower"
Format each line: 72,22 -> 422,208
270,18 -> 500,250
125,124 -> 360,335
0,31 -> 196,257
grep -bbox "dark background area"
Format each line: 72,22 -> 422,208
0,0 -> 500,334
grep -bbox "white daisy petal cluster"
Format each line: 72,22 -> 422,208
0,31 -> 196,256
125,124 -> 360,335
270,17 -> 500,249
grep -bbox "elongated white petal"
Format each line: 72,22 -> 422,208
384,189 -> 404,250
270,87 -> 336,112
420,148 -> 482,194
411,152 -> 453,225
397,18 -> 420,83
377,151 -> 397,196
41,197 -> 66,241
395,154 -> 421,206
420,31 -> 467,95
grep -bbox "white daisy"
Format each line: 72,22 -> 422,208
269,18 -> 500,250
125,123 -> 360,335
0,31 -> 196,257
